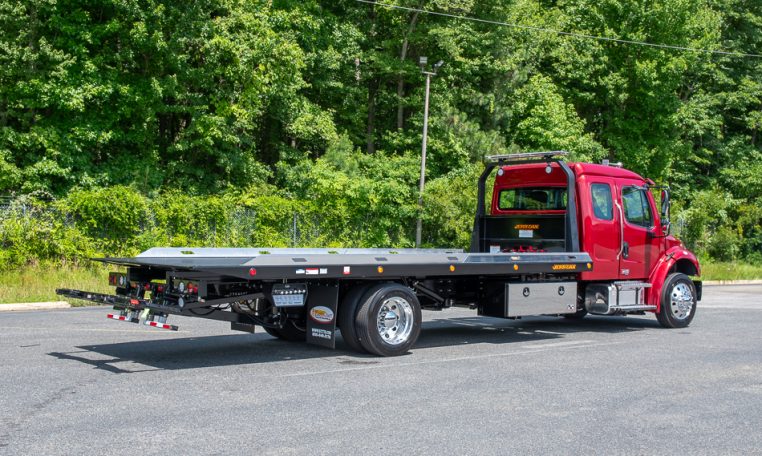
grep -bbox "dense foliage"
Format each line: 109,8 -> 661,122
1,0 -> 760,266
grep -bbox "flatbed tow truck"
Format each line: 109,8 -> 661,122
57,152 -> 701,356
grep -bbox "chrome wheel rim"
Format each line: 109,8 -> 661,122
376,297 -> 414,345
670,282 -> 694,320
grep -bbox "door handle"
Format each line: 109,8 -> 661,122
623,242 -> 629,259
615,200 -> 625,260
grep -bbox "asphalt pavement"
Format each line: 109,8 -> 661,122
1,285 -> 761,455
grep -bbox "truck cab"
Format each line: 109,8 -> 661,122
471,152 -> 701,328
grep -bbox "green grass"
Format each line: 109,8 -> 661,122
0,262 -> 116,305
700,261 -> 762,281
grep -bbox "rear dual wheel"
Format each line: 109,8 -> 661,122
339,283 -> 422,357
337,284 -> 371,353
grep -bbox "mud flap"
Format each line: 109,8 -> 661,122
306,285 -> 339,349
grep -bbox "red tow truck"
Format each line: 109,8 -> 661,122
58,151 -> 701,356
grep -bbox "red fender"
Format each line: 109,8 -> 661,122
647,247 -> 701,312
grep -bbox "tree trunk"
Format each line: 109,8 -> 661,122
396,11 -> 419,130
367,77 -> 378,154
366,2 -> 378,153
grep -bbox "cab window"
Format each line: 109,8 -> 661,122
590,183 -> 613,221
498,187 -> 567,211
622,187 -> 653,227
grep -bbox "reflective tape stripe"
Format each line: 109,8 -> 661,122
146,321 -> 178,331
106,314 -> 138,323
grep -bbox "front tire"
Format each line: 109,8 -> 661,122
656,273 -> 697,328
354,283 -> 422,357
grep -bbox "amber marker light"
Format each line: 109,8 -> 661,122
513,264 -> 519,271
377,266 -> 384,274
449,265 -> 455,272
587,263 -> 592,269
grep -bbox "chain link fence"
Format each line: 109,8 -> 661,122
0,199 -> 305,248
0,195 -> 416,254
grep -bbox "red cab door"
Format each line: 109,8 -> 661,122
579,177 -> 621,281
616,181 -> 663,279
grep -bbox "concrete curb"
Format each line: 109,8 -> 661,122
0,301 -> 71,312
702,280 -> 762,286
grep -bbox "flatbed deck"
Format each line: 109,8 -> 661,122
98,247 -> 593,279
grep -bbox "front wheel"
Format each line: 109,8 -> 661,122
354,283 -> 422,357
656,273 -> 697,328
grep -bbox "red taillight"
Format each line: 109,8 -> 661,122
109,273 -> 127,287
144,283 -> 151,291
157,285 -> 164,293
249,268 -> 257,277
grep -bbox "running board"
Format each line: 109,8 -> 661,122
613,281 -> 652,291
609,304 -> 656,312
586,281 -> 654,315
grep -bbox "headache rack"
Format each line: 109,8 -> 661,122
470,150 -> 579,254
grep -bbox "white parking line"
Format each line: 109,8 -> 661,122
0,326 -> 186,334
521,339 -> 595,349
277,339 -> 606,378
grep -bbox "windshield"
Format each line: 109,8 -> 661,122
497,187 -> 567,211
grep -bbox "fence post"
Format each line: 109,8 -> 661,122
292,212 -> 297,247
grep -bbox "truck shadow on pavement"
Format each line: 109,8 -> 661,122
48,315 -> 658,374
414,314 -> 657,350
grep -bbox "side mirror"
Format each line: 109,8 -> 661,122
661,219 -> 671,236
660,188 -> 670,219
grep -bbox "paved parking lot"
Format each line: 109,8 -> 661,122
1,285 -> 761,455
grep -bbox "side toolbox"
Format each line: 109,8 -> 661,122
506,282 -> 577,317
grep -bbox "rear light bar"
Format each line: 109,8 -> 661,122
109,272 -> 128,288
171,278 -> 199,295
